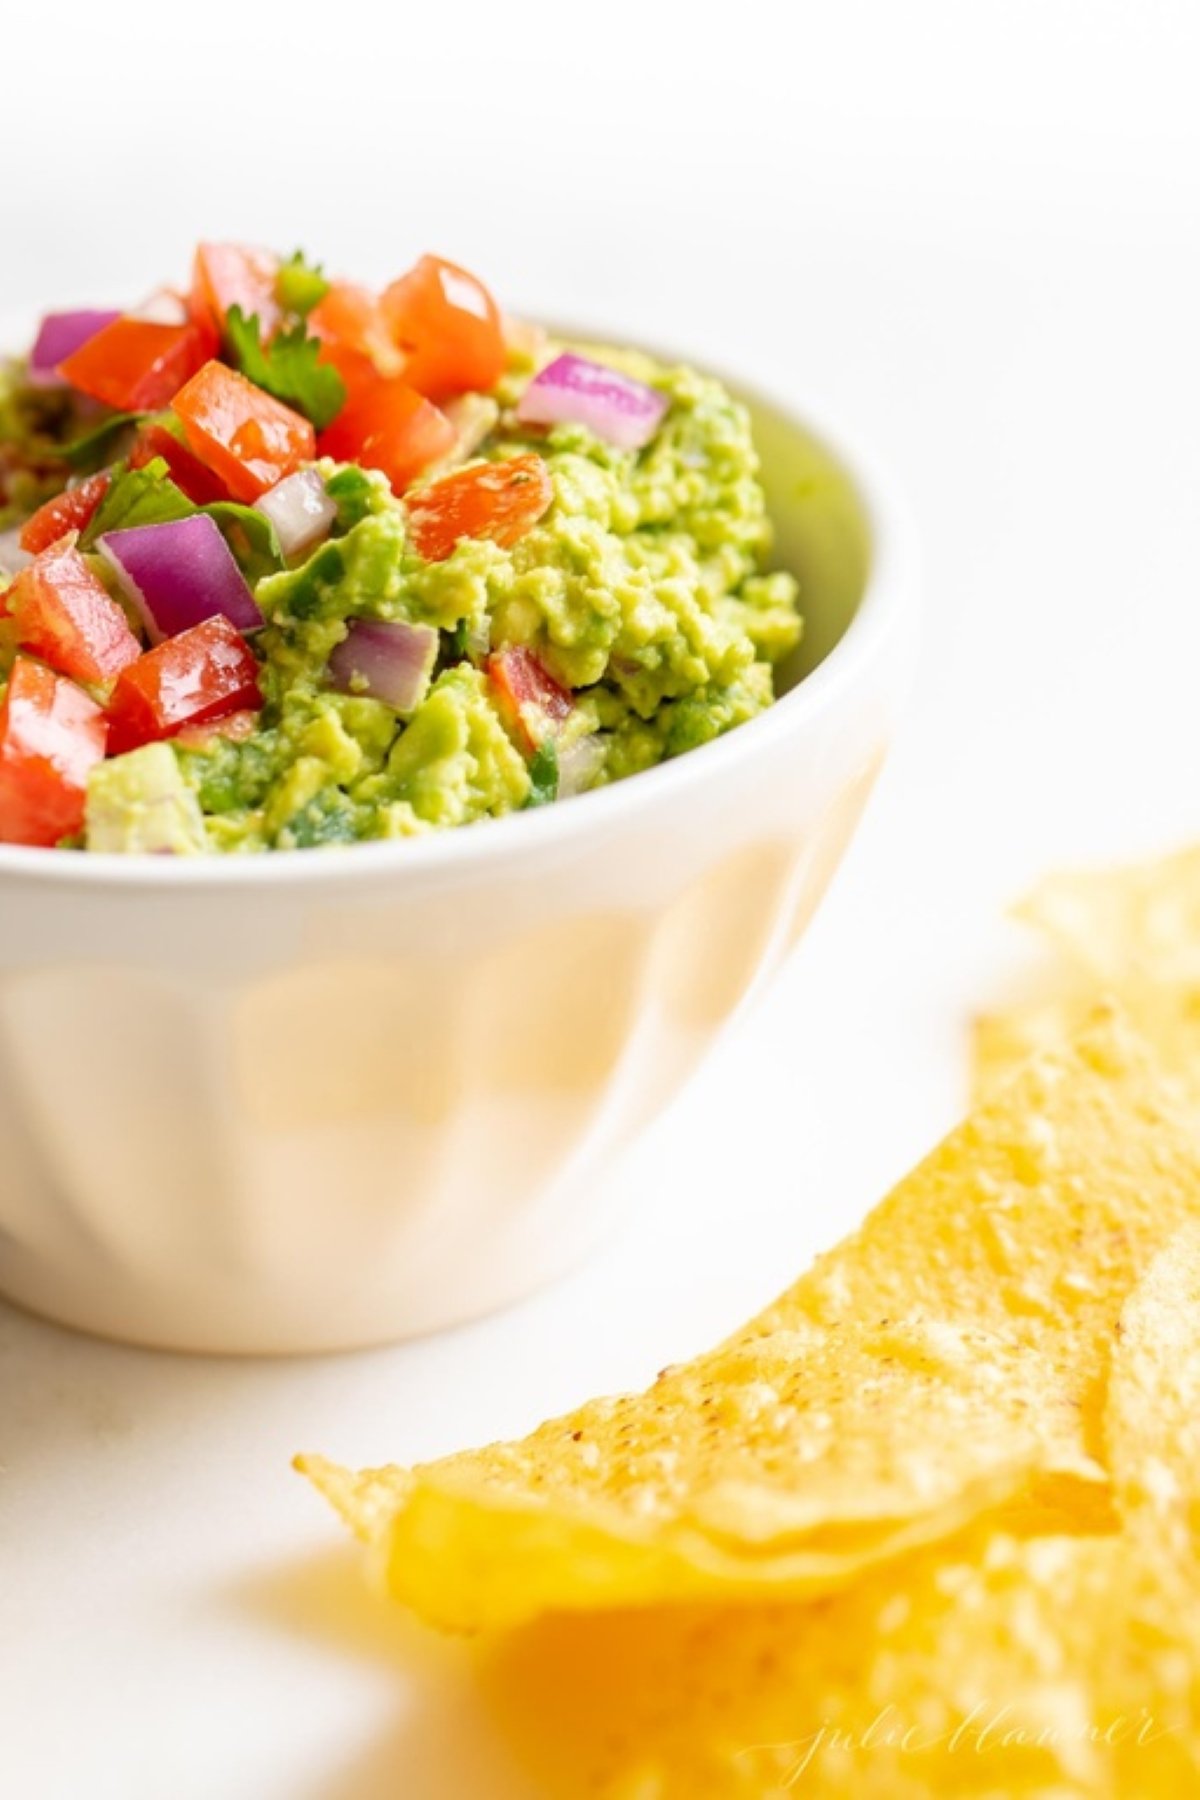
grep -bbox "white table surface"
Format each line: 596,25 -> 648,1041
3,4 -> 1200,1794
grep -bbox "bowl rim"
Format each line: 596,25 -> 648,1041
0,350 -> 919,891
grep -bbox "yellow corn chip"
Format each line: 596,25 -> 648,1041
750,1013 -> 1200,1443
300,1321 -> 1101,1631
974,848 -> 1200,1099
300,1014 -> 1200,1632
1105,1223 -> 1200,1549
483,1530 -> 1198,1798
481,1231 -> 1200,1798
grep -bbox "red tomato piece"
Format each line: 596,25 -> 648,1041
107,616 -> 262,755
191,242 -> 281,338
10,538 -> 142,687
381,255 -> 506,400
19,472 -> 112,556
407,452 -> 552,562
486,645 -> 572,751
171,361 -> 316,503
172,708 -> 259,751
0,656 -> 108,846
311,283 -> 403,379
129,421 -> 230,505
58,316 -> 218,412
314,337 -> 381,408
317,380 -> 454,496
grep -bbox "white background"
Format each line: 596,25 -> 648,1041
3,3 -> 1200,1794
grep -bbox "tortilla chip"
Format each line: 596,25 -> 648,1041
301,1320 -> 1101,1632
1017,849 -> 1200,989
749,1013 -> 1200,1445
482,1240 -> 1200,1797
974,849 -> 1200,1100
300,1015 -> 1200,1631
1105,1224 -> 1200,1548
483,1527 -> 1199,1799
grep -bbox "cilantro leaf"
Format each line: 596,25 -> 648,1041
224,306 -> 346,431
54,411 -> 147,472
204,500 -> 284,583
80,457 -> 283,581
82,458 -> 194,543
450,619 -> 473,661
275,251 -> 330,319
523,738 -> 560,809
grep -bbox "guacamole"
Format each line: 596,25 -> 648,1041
0,247 -> 801,854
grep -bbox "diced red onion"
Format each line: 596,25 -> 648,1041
0,527 -> 32,577
328,618 -> 438,716
28,310 -> 121,386
557,733 -> 606,799
254,468 -> 336,560
98,514 -> 262,642
516,352 -> 669,451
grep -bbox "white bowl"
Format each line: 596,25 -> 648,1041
0,362 -> 919,1354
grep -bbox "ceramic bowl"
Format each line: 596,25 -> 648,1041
0,359 -> 918,1353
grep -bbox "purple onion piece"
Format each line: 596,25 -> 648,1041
254,468 -> 336,560
515,352 -> 669,451
328,619 -> 438,716
98,514 -> 263,642
29,310 -> 122,387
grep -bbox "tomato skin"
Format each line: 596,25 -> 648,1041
486,645 -> 572,751
191,242 -> 280,338
0,656 -> 108,846
381,255 -> 506,400
106,615 -> 262,755
310,283 -> 402,379
19,472 -> 112,556
407,453 -> 552,562
173,707 -> 258,750
58,316 -> 218,412
10,537 -> 142,687
317,380 -> 454,496
129,421 -> 230,505
171,361 -> 316,502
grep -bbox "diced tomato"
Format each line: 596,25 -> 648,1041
171,362 -> 315,503
311,283 -> 403,381
381,255 -> 506,400
58,316 -> 218,413
317,380 -> 454,496
129,421 -> 230,505
314,337 -> 380,408
191,242 -> 280,338
0,656 -> 108,846
486,645 -> 572,751
106,615 -> 262,754
10,538 -> 142,687
407,452 -> 553,562
19,472 -> 112,556
173,708 -> 259,750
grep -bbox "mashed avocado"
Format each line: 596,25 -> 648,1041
1,338 -> 801,854
174,353 -> 799,852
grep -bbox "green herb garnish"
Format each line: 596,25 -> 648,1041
523,738 -> 560,809
275,251 -> 331,319
224,306 -> 346,432
81,457 -> 283,581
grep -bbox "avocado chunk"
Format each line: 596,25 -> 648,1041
85,742 -> 208,855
